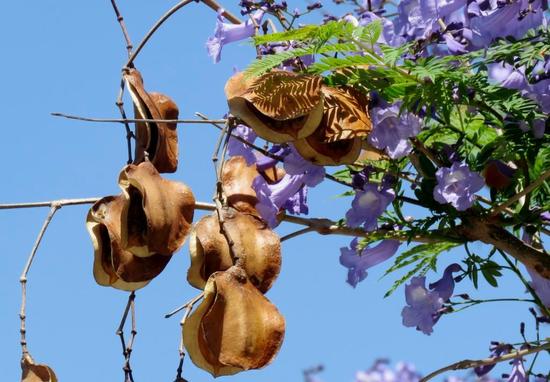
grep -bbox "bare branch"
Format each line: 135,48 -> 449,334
165,292 -> 205,318
174,292 -> 204,381
51,112 -> 227,125
19,205 -> 60,355
0,197 -> 453,244
117,292 -> 137,382
420,341 -> 550,382
109,0 -> 134,57
281,227 -> 315,242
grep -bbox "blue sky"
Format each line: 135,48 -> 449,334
0,1 -> 548,381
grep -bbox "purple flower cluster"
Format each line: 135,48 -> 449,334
433,162 -> 485,211
340,238 -> 400,287
401,264 -> 461,335
368,103 -> 422,159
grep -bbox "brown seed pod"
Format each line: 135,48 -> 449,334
187,209 -> 281,293
21,354 -> 58,382
293,86 -> 373,166
225,71 -> 324,143
124,68 -> 180,173
86,195 -> 171,291
118,161 -> 195,257
221,156 -> 259,214
183,266 -> 285,377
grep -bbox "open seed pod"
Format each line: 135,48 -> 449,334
187,209 -> 281,293
21,353 -> 57,382
225,71 -> 324,143
221,156 -> 260,214
119,161 -> 195,257
293,86 -> 373,166
183,266 -> 285,377
86,195 -> 172,291
124,68 -> 180,173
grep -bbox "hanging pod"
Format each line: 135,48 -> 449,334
118,161 -> 195,257
86,195 -> 171,291
183,266 -> 285,377
221,156 -> 260,215
124,68 -> 180,173
225,70 -> 324,143
21,354 -> 57,382
293,86 -> 374,166
187,208 -> 281,294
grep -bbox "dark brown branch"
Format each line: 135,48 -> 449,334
19,205 -> 60,355
457,215 -> 550,279
51,112 -> 227,125
420,341 -> 550,382
174,293 -> 203,381
117,291 -> 137,382
109,0 -> 134,57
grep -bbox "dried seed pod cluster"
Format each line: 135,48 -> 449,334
87,162 -> 195,291
184,156 -> 285,377
226,70 -> 378,165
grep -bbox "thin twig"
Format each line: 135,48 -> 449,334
281,227 -> 314,242
117,291 -> 137,382
491,169 -> 550,216
115,79 -> 135,164
174,293 -> 202,381
51,112 -> 227,125
420,341 -> 550,382
109,0 -> 134,57
126,0 -> 195,68
165,292 -> 204,318
19,205 -> 60,355
0,197 -> 452,243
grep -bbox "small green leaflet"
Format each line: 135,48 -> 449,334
383,241 -> 460,297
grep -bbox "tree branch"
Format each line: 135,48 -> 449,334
457,215 -> 550,279
0,198 -> 450,243
420,341 -> 550,382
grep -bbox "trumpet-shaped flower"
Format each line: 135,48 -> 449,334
346,183 -> 395,231
433,162 -> 484,211
339,239 -> 400,287
368,104 -> 422,159
206,9 -> 264,63
401,276 -> 444,335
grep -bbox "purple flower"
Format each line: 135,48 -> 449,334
401,276 -> 444,335
227,124 -> 258,165
433,162 -> 485,211
340,239 -> 400,287
526,267 -> 550,307
252,146 -> 324,227
506,357 -> 527,382
206,9 -> 264,63
489,63 -> 528,90
443,32 -> 468,54
345,183 -> 395,231
469,0 -> 545,49
368,104 -> 422,159
428,263 -> 462,301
